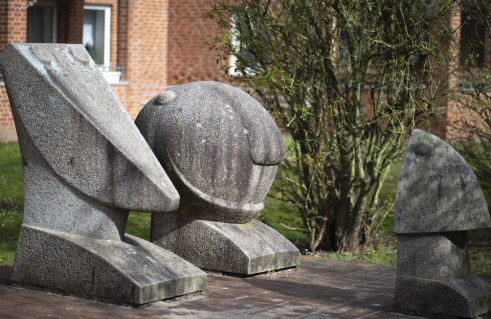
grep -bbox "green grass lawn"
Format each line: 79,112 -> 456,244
1,141 -> 490,276
0,142 -> 23,266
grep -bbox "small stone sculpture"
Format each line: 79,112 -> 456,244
136,81 -> 300,274
0,43 -> 206,304
393,129 -> 491,318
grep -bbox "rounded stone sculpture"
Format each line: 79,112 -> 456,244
136,81 -> 300,274
136,81 -> 286,224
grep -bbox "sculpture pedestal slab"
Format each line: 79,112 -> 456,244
395,275 -> 491,318
151,215 -> 300,274
12,225 -> 207,304
394,232 -> 491,318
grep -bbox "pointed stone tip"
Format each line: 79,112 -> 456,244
394,130 -> 491,234
0,43 -> 13,62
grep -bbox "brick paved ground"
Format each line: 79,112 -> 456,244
0,256 -> 490,319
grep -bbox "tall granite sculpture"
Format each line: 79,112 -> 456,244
0,43 -> 206,304
393,129 -> 491,318
136,81 -> 300,274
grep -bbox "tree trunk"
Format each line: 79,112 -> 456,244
309,210 -> 329,252
334,199 -> 350,251
337,183 -> 370,253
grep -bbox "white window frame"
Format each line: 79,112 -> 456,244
229,19 -> 240,77
84,5 -> 111,68
28,1 -> 57,43
229,15 -> 257,77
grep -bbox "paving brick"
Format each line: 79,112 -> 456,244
248,292 -> 302,303
363,309 -> 456,319
69,304 -> 123,315
218,286 -> 270,295
0,298 -> 27,308
29,298 -> 89,309
0,309 -> 45,319
248,304 -> 320,318
0,286 -> 18,295
1,292 -> 51,303
0,257 -> 483,318
9,303 -> 57,314
53,309 -> 105,318
315,305 -> 380,318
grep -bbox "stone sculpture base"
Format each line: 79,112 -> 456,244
395,276 -> 491,318
394,232 -> 491,318
12,225 -> 207,304
151,215 -> 300,274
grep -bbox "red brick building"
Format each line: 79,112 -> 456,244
0,0 -> 225,141
0,1 -> 488,141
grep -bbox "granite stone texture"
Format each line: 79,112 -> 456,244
394,129 -> 491,234
396,232 -> 470,281
151,215 -> 300,274
135,81 -> 286,224
393,129 -> 491,318
395,233 -> 491,318
0,43 -> 206,303
136,81 -> 299,274
13,225 -> 207,304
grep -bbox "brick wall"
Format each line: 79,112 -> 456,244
138,0 -> 169,109
0,1 -> 8,51
441,6 -> 464,140
68,1 -> 84,44
118,0 -> 142,118
0,0 -> 26,140
56,1 -> 70,43
434,6 -> 491,141
111,84 -> 129,111
5,0 -> 26,48
167,0 -> 225,85
118,0 -> 129,80
415,6 -> 463,140
57,0 -> 84,44
118,0 -> 170,119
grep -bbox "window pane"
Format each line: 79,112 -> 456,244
83,9 -> 106,65
28,5 -> 53,43
460,9 -> 486,67
43,6 -> 53,43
